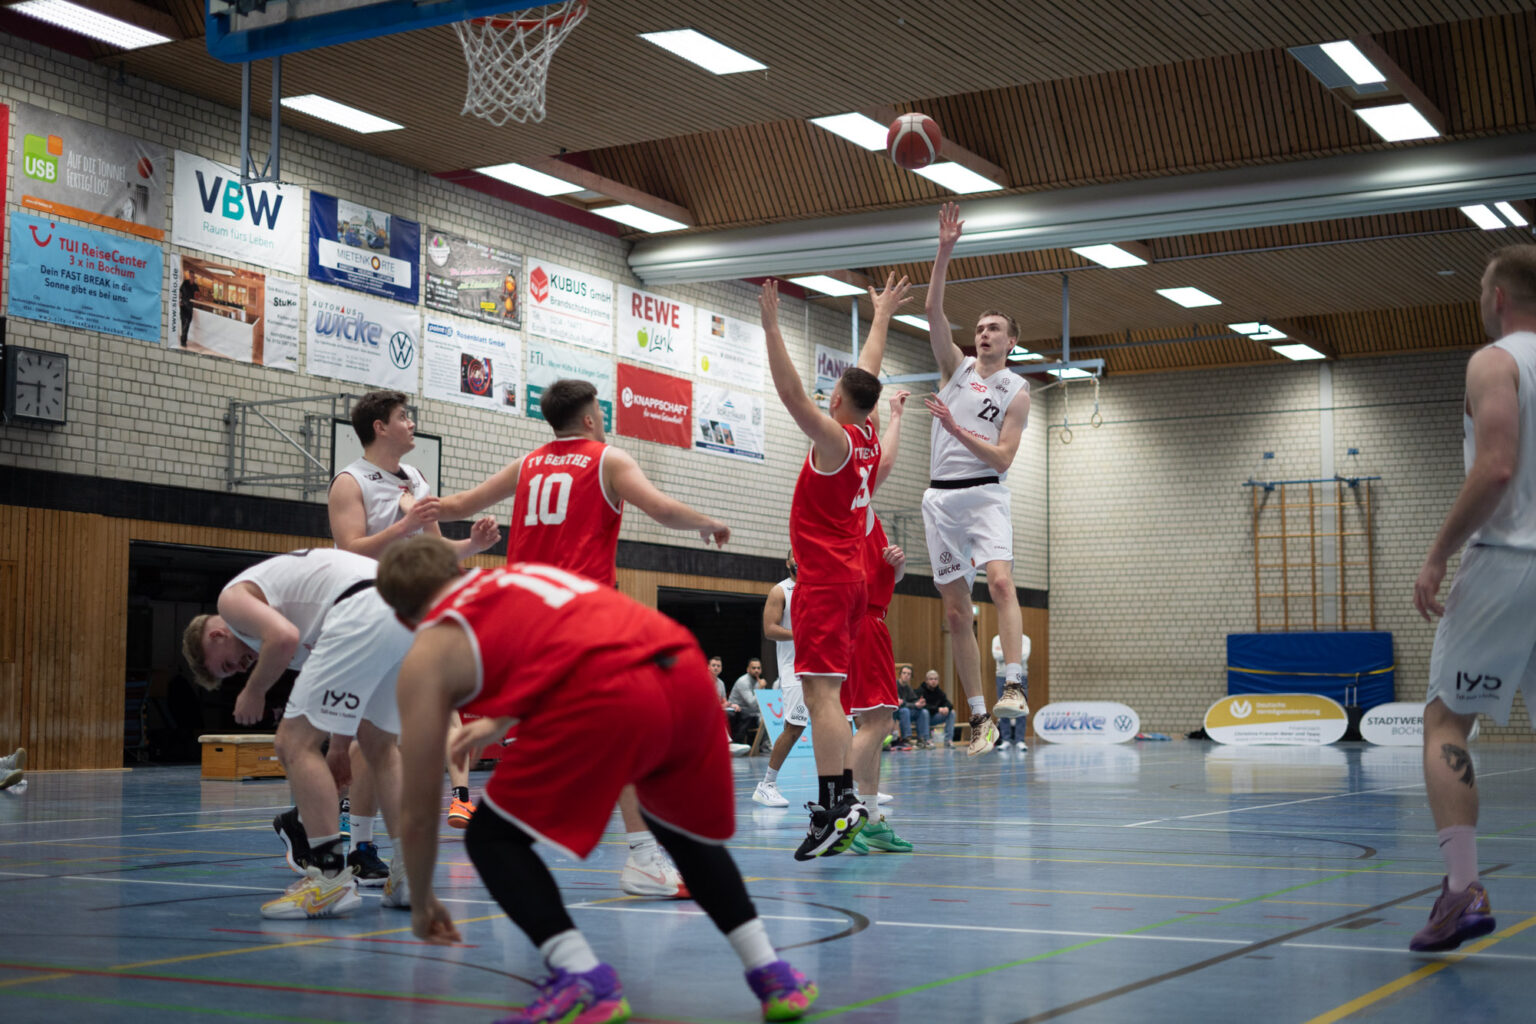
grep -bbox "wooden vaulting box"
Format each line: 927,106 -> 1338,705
199,734 -> 285,781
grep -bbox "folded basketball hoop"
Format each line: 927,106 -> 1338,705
455,0 -> 588,126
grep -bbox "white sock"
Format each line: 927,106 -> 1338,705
627,831 -> 655,852
1004,663 -> 1023,684
539,929 -> 600,974
726,919 -> 778,971
968,696 -> 986,716
353,816 -> 374,845
763,767 -> 779,785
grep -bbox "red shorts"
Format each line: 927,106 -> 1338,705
479,645 -> 734,859
793,580 -> 867,679
842,614 -> 898,715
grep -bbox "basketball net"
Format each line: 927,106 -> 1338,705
454,0 -> 588,126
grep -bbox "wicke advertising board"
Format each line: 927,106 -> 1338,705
1032,702 -> 1140,744
305,284 -> 419,392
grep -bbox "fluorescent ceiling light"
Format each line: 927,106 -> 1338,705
280,94 -> 403,134
1072,244 -> 1147,269
913,162 -> 1000,195
475,162 -> 582,196
1156,286 -> 1222,308
894,314 -> 931,330
1048,367 -> 1094,379
12,0 -> 171,48
788,275 -> 865,297
1495,201 -> 1529,228
1353,103 -> 1439,142
590,205 -> 689,233
1009,346 -> 1045,361
1460,204 -> 1505,231
1273,343 -> 1327,361
1229,321 -> 1289,342
810,113 -> 887,151
639,29 -> 765,74
1319,41 -> 1386,85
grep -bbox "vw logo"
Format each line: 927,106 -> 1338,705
388,331 -> 414,369
1113,715 -> 1133,732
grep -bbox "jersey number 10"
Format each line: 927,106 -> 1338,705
522,473 -> 573,526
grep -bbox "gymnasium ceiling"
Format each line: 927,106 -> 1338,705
4,0 -> 1535,374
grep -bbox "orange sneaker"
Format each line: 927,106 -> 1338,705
448,796 -> 476,829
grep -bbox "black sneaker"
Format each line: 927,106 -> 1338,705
347,840 -> 390,887
793,800 -> 868,861
273,806 -> 311,873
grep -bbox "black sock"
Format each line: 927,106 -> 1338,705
311,837 -> 345,876
818,775 -> 841,809
453,786 -> 470,803
465,808 -> 575,947
840,769 -> 856,803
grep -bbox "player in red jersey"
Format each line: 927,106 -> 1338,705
435,379 -> 730,898
380,537 -> 817,1024
761,273 -> 911,860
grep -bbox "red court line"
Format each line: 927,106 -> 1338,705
211,928 -> 481,949
1011,903 -> 1050,907
929,898 -> 969,903
1092,907 -> 1133,911
1264,915 -> 1309,921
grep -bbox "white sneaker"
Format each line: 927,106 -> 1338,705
261,867 -> 361,919
0,748 -> 24,772
728,743 -> 751,756
381,856 -> 410,909
876,792 -> 893,805
1016,739 -> 1029,752
753,780 -> 790,808
994,682 -> 1029,719
620,844 -> 688,898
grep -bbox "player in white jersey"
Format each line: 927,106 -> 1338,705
1408,245 -> 1536,952
924,202 -> 1033,755
753,554 -> 805,807
181,548 -> 415,919
327,391 -> 500,884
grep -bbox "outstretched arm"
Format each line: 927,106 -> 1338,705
857,272 -> 913,376
924,383 -> 1029,475
605,447 -> 729,546
761,280 -> 852,468
926,202 -> 967,385
436,458 -> 523,522
873,390 -> 911,492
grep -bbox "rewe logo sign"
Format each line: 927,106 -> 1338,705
1033,702 -> 1140,745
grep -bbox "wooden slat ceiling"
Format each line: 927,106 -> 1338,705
6,0 -> 1533,375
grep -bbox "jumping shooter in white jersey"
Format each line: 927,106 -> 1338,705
923,201 -> 1032,756
1409,244 -> 1536,952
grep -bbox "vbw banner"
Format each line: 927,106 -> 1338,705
308,192 -> 420,304
172,151 -> 302,273
1032,701 -> 1140,745
8,212 -> 162,343
306,284 -> 418,392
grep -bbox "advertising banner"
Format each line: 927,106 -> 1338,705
695,308 -> 765,391
1205,694 -> 1349,746
172,151 -> 303,272
424,228 -> 521,328
1360,702 -> 1481,746
423,314 -> 521,414
525,339 -> 614,430
526,257 -> 613,351
618,284 -> 693,373
758,691 -> 813,759
1,104 -> 7,308
14,103 -> 168,240
8,212 -> 162,343
1032,702 -> 1141,745
308,191 -> 420,304
814,343 -> 855,393
169,253 -> 298,370
617,363 -> 692,449
305,284 -> 418,392
694,385 -> 765,462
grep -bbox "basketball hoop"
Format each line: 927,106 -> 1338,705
454,0 -> 588,126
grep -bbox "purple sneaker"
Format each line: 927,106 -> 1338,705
496,963 -> 630,1024
746,959 -> 818,1021
1409,877 -> 1496,952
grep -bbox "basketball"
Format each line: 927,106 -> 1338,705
887,113 -> 943,170
136,156 -> 154,178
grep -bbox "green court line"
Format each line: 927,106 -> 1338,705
0,990 -> 350,1023
798,862 -> 1399,1022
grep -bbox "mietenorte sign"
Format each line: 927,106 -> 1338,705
1205,694 -> 1348,746
1032,702 -> 1140,744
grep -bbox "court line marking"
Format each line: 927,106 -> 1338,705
0,804 -> 296,828
0,989 -> 351,1023
878,921 -> 1251,945
1299,914 -> 1536,1024
565,902 -> 843,925
1283,940 -> 1536,963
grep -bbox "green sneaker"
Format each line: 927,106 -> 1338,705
854,818 -> 913,853
882,733 -> 893,749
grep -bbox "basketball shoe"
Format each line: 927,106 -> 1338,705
967,714 -> 999,756
0,747 -> 24,772
273,807 -> 310,872
337,796 -> 350,842
849,817 -> 913,855
347,840 -> 389,887
745,959 -> 817,1021
1409,877 -> 1496,952
619,843 -> 689,898
498,963 -> 629,1024
261,867 -> 360,920
448,796 -> 476,829
752,780 -> 789,807
993,682 -> 1029,718
382,856 -> 410,909
793,797 -> 866,861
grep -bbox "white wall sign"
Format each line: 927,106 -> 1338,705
1032,701 -> 1140,744
695,308 -> 766,391
525,338 -> 616,430
172,151 -> 303,273
814,343 -> 854,392
423,314 -> 521,414
619,285 -> 693,372
306,283 -> 419,392
525,257 -> 614,351
1205,694 -> 1349,746
1360,702 -> 1480,746
694,385 -> 765,462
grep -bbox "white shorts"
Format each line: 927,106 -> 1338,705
780,681 -> 809,728
922,483 -> 1014,587
1425,545 -> 1536,727
284,588 -> 415,736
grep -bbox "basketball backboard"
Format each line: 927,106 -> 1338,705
206,0 -> 547,63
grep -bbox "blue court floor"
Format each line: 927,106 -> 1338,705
2,740 -> 1534,1023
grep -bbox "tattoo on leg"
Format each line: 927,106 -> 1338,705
1441,744 -> 1475,788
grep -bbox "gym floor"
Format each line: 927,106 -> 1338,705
2,741 -> 1533,1023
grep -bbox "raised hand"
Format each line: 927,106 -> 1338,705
937,201 -> 963,250
758,279 -> 780,328
889,389 -> 911,418
868,272 -> 913,319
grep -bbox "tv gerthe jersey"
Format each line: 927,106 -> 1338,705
223,548 -> 376,669
508,437 -> 623,586
421,565 -> 694,722
863,515 -> 896,618
929,356 -> 1026,482
789,421 -> 880,584
334,458 -> 431,537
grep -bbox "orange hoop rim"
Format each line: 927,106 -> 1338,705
471,0 -> 587,32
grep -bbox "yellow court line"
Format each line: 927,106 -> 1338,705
0,972 -> 71,989
1302,914 -> 1536,1024
726,873 -> 1244,902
